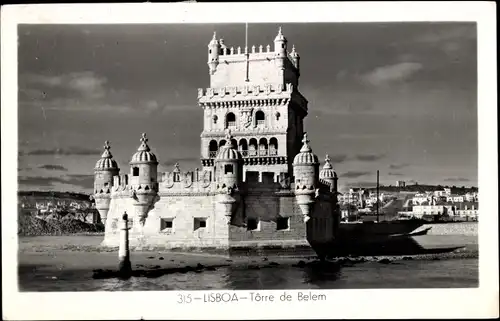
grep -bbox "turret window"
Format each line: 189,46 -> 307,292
132,167 -> 139,176
173,173 -> 181,182
224,164 -> 234,174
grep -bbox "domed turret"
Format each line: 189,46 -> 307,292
293,133 -> 319,166
215,130 -> 242,225
93,141 -> 120,226
208,32 -> 221,75
319,154 -> 337,191
293,133 -> 320,223
129,133 -> 158,229
274,27 -> 288,70
290,44 -> 300,71
215,130 -> 242,190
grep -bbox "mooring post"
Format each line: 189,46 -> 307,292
118,212 -> 132,278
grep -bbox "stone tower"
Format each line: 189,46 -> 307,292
199,27 -> 308,182
129,133 -> 158,227
93,141 -> 120,225
293,133 -> 320,222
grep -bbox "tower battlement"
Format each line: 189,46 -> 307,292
207,28 -> 300,89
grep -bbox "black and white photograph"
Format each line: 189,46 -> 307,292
2,2 -> 498,320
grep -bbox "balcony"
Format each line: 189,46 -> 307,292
208,149 -> 278,158
256,120 -> 265,126
226,121 -> 236,128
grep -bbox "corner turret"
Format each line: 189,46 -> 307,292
93,141 -> 120,225
319,154 -> 338,192
293,133 -> 320,222
208,32 -> 221,75
274,27 -> 288,70
129,133 -> 158,227
215,129 -> 243,224
290,44 -> 300,72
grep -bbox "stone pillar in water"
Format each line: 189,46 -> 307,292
118,212 -> 132,278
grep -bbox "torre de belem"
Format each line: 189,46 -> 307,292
93,28 -> 341,256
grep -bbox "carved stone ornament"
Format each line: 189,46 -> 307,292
207,88 -> 214,98
198,88 -> 204,98
219,87 -> 226,97
253,85 -> 260,96
279,173 -> 291,189
230,86 -> 237,97
242,86 -> 249,96
264,84 -> 272,95
201,171 -> 212,188
184,172 -> 193,188
276,83 -> 283,94
286,83 -> 293,93
164,172 -> 174,188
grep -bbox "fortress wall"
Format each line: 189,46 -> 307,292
229,194 -> 306,245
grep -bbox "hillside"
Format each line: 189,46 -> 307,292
18,191 -> 92,203
364,184 -> 478,194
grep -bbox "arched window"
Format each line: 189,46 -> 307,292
219,140 -> 227,148
255,111 -> 265,126
225,112 -> 236,128
230,138 -> 237,148
249,138 -> 258,156
209,140 -> 218,158
239,139 -> 248,157
132,167 -> 139,177
269,137 -> 278,156
259,138 -> 268,156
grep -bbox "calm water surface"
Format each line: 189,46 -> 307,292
19,258 -> 478,291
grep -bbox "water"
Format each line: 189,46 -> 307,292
18,258 -> 478,291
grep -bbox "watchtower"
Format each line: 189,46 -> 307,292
198,27 -> 309,181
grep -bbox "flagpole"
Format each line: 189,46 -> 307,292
245,22 -> 249,82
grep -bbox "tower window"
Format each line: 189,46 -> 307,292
132,167 -> 139,176
277,217 -> 290,230
225,112 -> 236,128
173,173 -> 180,182
255,111 -> 265,126
224,164 -> 234,174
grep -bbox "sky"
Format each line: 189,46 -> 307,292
17,22 -> 478,193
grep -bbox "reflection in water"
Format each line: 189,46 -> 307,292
18,258 -> 478,292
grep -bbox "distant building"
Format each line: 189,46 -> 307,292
396,180 -> 405,187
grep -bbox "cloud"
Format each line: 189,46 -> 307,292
65,174 -> 95,189
18,176 -> 68,187
360,62 -> 423,86
20,147 -> 102,156
354,153 -> 385,162
38,164 -> 68,171
18,174 -> 95,190
340,171 -> 371,179
20,71 -> 108,99
444,177 -> 471,182
389,163 -> 409,170
388,172 -> 403,176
